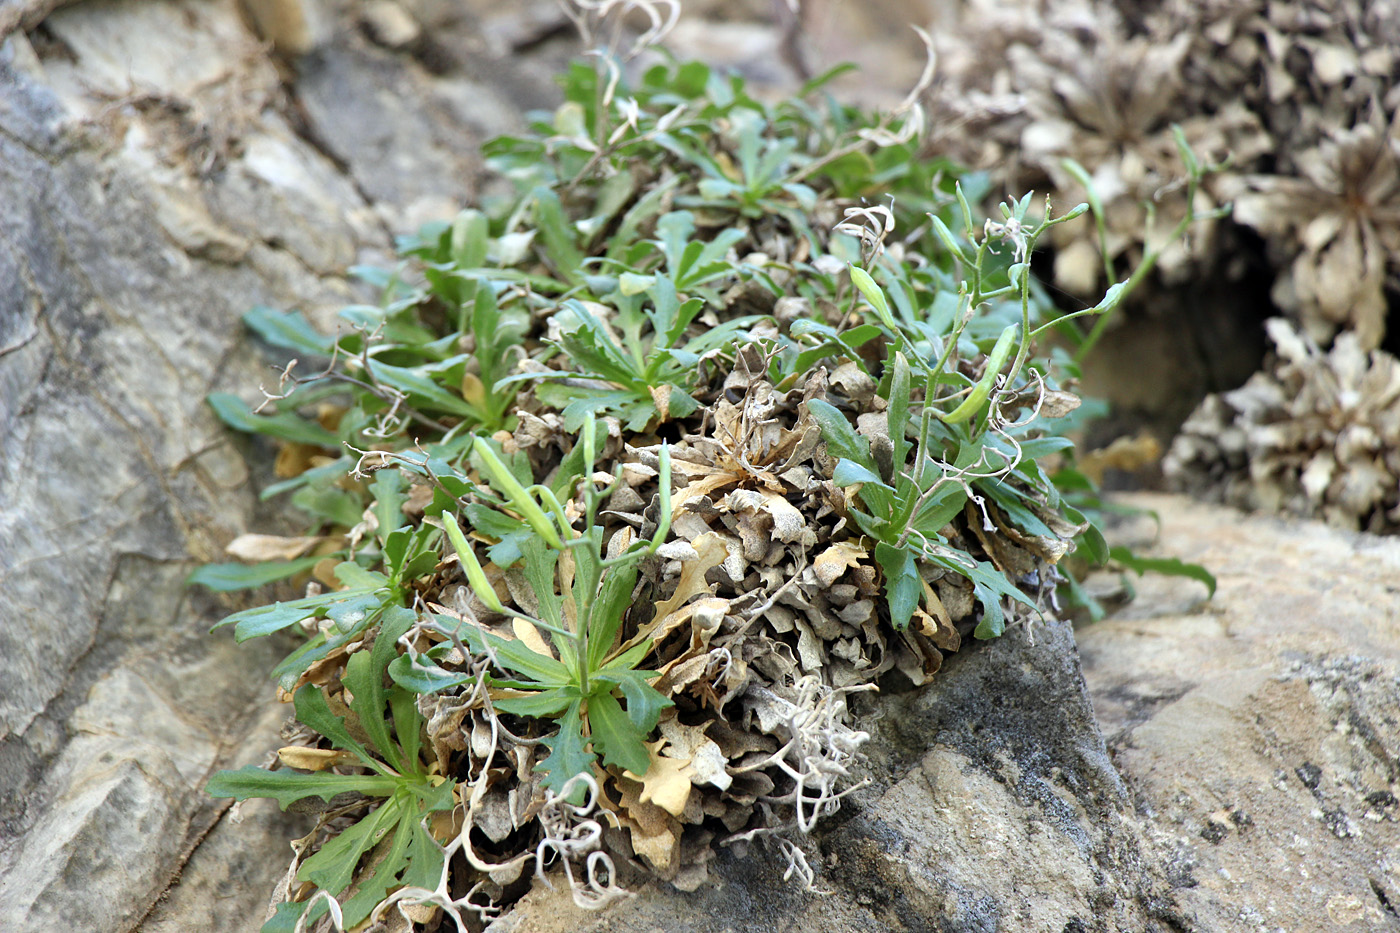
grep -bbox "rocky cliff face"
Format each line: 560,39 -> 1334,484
0,1 -> 558,928
2,4 -> 1397,933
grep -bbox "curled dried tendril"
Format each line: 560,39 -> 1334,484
833,199 -> 897,264
560,0 -> 680,59
535,772 -> 633,909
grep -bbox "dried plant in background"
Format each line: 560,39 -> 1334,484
1167,319 -> 1400,532
1233,105 -> 1400,351
926,0 -> 1398,349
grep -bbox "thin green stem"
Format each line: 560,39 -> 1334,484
1074,180 -> 1197,362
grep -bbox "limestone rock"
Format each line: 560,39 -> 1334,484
1079,492 -> 1400,932
0,0 -> 562,929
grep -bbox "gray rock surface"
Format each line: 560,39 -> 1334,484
1079,493 -> 1400,932
0,1 -> 561,929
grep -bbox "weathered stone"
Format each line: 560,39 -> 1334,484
0,0 -> 564,929
138,704 -> 310,933
1079,493 -> 1400,932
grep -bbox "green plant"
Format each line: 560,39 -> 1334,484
410,417 -> 676,794
514,229 -> 763,429
196,16 -> 1216,928
209,614 -> 456,932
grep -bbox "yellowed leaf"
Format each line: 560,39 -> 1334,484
759,490 -> 806,542
1078,432 -> 1163,485
649,384 -> 672,421
658,718 -> 732,791
312,557 -> 341,589
624,740 -> 695,817
274,443 -> 332,478
616,773 -> 682,873
813,541 -> 868,587
620,533 -> 729,654
629,820 -> 680,872
277,746 -> 358,771
225,533 -> 323,562
670,471 -> 742,516
402,903 -> 440,926
512,618 -> 555,660
460,372 -> 487,409
315,403 -> 345,432
912,608 -> 959,654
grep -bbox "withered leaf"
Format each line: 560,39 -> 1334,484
813,541 -> 868,588
226,534 -> 324,562
277,746 -> 359,771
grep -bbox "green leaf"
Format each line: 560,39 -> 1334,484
1067,507 -> 1109,565
885,352 -> 912,467
343,609 -> 415,771
596,668 -> 671,734
980,482 -> 1057,541
1016,435 -> 1076,461
365,359 -> 479,419
481,633 -> 573,686
807,399 -> 875,469
298,794 -> 404,895
1108,545 -> 1216,598
874,542 -> 921,631
439,612 -> 572,686
260,900 -> 314,933
292,684 -> 379,768
371,470 -> 408,546
537,701 -> 596,796
338,813 -> 416,926
492,686 -> 578,717
387,688 -> 423,775
382,527 -> 414,581
187,555 -> 323,592
450,209 -> 490,269
831,458 -> 887,489
387,651 -> 471,695
588,563 -> 638,671
243,306 -> 334,357
966,559 -> 1039,639
320,595 -> 378,635
910,483 -> 968,538
1059,570 -> 1105,623
333,561 -> 390,590
291,484 -> 365,528
207,393 -> 339,447
216,597 -> 325,641
336,785 -> 453,929
532,188 -> 586,284
206,765 -> 397,809
587,689 -> 651,774
460,502 -> 527,541
519,535 -> 565,633
272,634 -> 330,692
